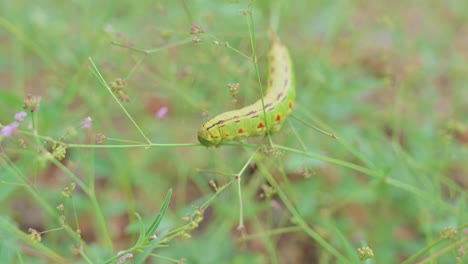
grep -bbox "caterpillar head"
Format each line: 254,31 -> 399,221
197,125 -> 221,147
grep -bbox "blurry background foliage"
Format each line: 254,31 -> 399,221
0,0 -> 467,263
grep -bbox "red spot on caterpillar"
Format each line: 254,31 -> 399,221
257,122 -> 265,129
218,120 -> 225,125
237,128 -> 245,134
234,116 -> 239,119
265,103 -> 272,108
288,101 -> 293,110
275,114 -> 282,123
247,111 -> 257,116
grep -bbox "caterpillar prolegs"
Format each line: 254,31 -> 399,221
197,36 -> 295,147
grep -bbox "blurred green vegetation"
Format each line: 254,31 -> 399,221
0,0 -> 467,263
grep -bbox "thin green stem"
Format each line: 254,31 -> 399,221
200,178 -> 237,210
49,159 -> 90,195
40,227 -> 65,234
18,128 -> 200,148
146,38 -> 193,53
106,137 -> 146,144
237,148 -> 259,230
241,226 -> 302,240
180,0 -> 193,23
275,145 -> 441,205
89,193 -> 114,252
246,6 -> 273,146
1,148 -> 99,262
417,237 -> 468,264
0,217 -> 70,264
147,253 -> 180,263
88,57 -> 152,144
204,32 -> 251,60
257,162 -> 353,264
67,143 -> 201,148
126,54 -> 147,80
290,113 -> 337,138
195,168 -> 237,177
402,223 -> 468,264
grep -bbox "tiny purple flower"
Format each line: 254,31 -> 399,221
81,117 -> 92,130
1,122 -> 19,137
116,251 -> 133,264
15,111 -> 27,122
190,24 -> 204,34
155,107 -> 168,120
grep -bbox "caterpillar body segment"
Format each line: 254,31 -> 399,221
198,37 -> 295,147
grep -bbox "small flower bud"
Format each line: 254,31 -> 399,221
189,24 -> 204,34
14,111 -> 27,122
28,228 -> 42,242
52,145 -> 67,160
81,117 -> 92,130
57,203 -> 64,211
155,106 -> 168,120
440,227 -> 458,240
357,246 -> 374,261
23,94 -> 42,112
96,133 -> 107,144
228,83 -> 239,97
109,78 -> 130,102
1,122 -> 19,138
212,40 -> 219,45
192,36 -> 202,43
209,180 -> 218,192
116,251 -> 133,264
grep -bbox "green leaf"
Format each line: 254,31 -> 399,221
144,188 -> 172,239
134,213 -> 146,246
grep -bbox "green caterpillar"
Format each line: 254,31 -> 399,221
198,36 -> 295,147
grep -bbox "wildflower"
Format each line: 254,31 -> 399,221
52,145 -> 67,160
155,106 -> 168,120
28,228 -> 42,242
56,203 -> 64,211
96,133 -> 107,144
228,83 -> 239,97
109,78 -> 130,102
440,227 -> 458,240
116,251 -> 133,264
1,122 -> 19,137
357,246 -> 374,261
23,94 -> 42,112
81,117 -> 92,130
209,180 -> 218,192
192,36 -> 202,43
189,24 -> 204,34
15,111 -> 27,122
